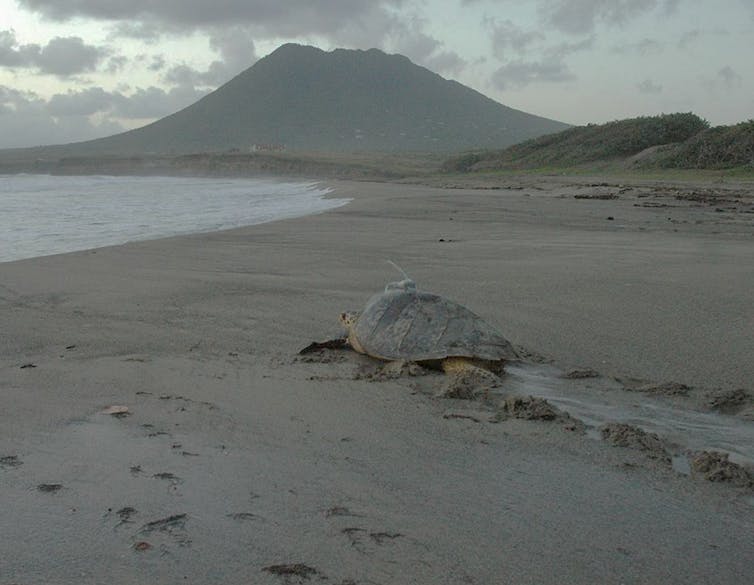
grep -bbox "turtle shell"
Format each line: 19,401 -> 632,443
351,286 -> 517,362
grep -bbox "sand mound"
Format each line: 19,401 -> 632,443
600,423 -> 670,462
690,451 -> 754,488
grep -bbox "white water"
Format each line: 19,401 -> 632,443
0,174 -> 347,263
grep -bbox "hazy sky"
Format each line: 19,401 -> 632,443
1,0 -> 752,148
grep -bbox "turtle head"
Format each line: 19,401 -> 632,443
339,310 -> 360,331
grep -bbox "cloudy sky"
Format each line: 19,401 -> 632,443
1,0 -> 752,148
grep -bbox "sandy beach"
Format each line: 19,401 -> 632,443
1,176 -> 753,584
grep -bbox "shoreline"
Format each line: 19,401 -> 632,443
0,174 -> 347,265
1,176 -> 753,583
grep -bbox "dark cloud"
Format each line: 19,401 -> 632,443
19,0 -> 406,40
491,58 -> 575,90
35,36 -> 107,75
0,29 -> 108,76
637,79 -> 663,94
541,0 -> 681,35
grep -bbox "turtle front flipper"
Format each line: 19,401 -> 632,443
440,357 -> 502,399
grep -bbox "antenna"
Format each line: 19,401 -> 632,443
385,260 -> 416,292
386,260 -> 411,281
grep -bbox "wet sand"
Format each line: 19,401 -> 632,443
1,177 -> 753,583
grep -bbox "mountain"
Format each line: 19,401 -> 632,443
19,44 -> 570,155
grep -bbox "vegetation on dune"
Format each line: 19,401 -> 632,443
442,113 -> 710,172
645,120 -> 754,169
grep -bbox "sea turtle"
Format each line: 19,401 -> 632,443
339,272 -> 518,393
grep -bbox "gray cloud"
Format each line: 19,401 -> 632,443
0,81 -> 209,148
491,58 -> 575,90
422,51 -> 466,76
716,66 -> 741,88
208,28 -> 257,76
19,0 -> 406,40
611,38 -> 663,55
678,29 -> 701,49
0,85 -> 125,148
163,62 -> 229,89
637,79 -> 663,94
106,55 -> 128,73
387,16 -> 467,76
35,36 -> 107,75
541,0 -> 681,35
147,55 -> 166,72
46,85 -> 210,120
488,18 -> 545,59
0,29 -> 108,76
47,87 -> 113,116
108,22 -> 163,42
159,26 -> 258,92
544,36 -> 595,57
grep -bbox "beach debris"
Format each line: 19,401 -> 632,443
262,563 -> 320,580
140,513 -> 187,534
339,267 -> 517,395
19,363 -> 37,369
690,451 -> 754,488
37,483 -> 63,493
101,405 -> 130,417
600,423 -> 671,462
0,455 -> 23,469
133,541 -> 152,552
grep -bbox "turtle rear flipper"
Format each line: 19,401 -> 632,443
440,357 -> 502,399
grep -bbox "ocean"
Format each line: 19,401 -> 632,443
0,174 -> 346,263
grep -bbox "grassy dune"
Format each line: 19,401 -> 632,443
442,114 -> 754,174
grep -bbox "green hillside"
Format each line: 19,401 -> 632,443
443,113 -> 709,172
646,120 -> 754,169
